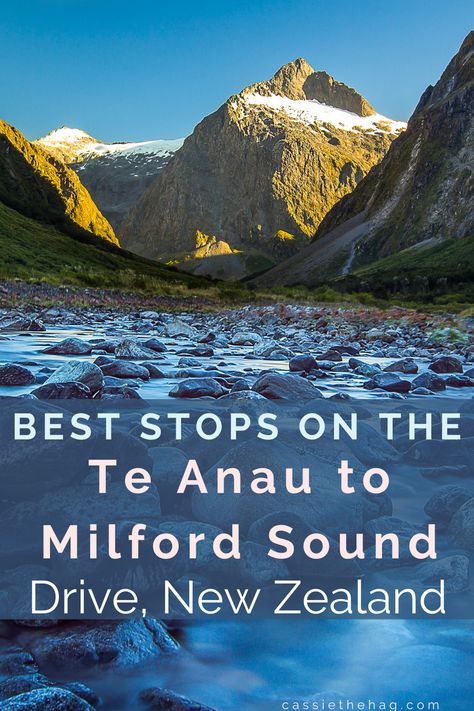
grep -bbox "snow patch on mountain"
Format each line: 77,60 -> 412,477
37,127 -> 184,164
242,94 -> 406,134
89,138 -> 184,159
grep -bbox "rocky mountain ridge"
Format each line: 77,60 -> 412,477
0,119 -> 117,245
255,32 -> 474,288
119,58 -> 405,279
36,127 -> 184,229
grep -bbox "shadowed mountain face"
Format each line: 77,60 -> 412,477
118,58 -> 405,279
36,128 -> 184,231
255,32 -> 474,288
0,120 -> 117,245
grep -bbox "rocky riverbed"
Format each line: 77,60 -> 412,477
0,302 -> 473,709
0,303 -> 473,401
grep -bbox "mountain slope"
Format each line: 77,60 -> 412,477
255,32 -> 474,288
0,120 -> 117,245
119,58 -> 405,278
0,198 -> 211,293
36,128 -> 184,230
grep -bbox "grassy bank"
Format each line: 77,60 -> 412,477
1,200 -> 472,315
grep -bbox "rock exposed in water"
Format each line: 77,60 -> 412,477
45,361 -> 104,394
412,372 -> 446,392
143,338 -> 167,353
414,555 -> 469,593
444,374 -> 474,387
252,372 -> 323,400
0,317 -> 45,332
449,498 -> 474,550
169,378 -> 227,399
1,687 -> 94,709
384,358 -> 418,374
425,486 -> 473,523
43,338 -> 92,355
164,317 -> 197,339
0,642 -> 38,677
363,372 -> 411,393
100,361 -> 150,380
0,364 -> 36,386
139,687 -> 216,711
429,356 -> 463,374
28,619 -> 178,670
230,331 -> 262,346
289,354 -> 318,372
115,339 -> 158,360
32,382 -> 92,399
0,674 -> 52,701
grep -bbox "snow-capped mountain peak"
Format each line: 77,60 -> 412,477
35,127 -> 185,165
241,93 -> 407,135
35,127 -> 185,230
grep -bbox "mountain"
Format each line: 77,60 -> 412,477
0,119 -> 117,244
255,32 -> 474,291
119,59 -> 405,279
36,128 -> 184,230
0,197 -> 213,294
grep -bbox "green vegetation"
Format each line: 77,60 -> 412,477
1,197 -> 472,315
0,119 -> 116,244
0,201 -> 213,295
339,235 -> 474,308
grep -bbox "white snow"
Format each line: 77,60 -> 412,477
243,93 -> 406,134
40,127 -> 95,145
37,127 -> 184,161
89,137 -> 184,158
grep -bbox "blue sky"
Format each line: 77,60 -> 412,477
0,1 -> 472,142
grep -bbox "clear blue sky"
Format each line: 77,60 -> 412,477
1,0 -> 472,142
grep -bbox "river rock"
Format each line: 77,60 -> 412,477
100,361 -> 150,380
1,687 -> 94,710
444,374 -> 474,387
412,372 -> 446,391
449,498 -> 474,549
252,372 -> 322,400
115,339 -> 158,360
0,674 -> 53,701
100,386 -> 143,399
383,358 -> 418,374
241,541 -> 289,585
45,361 -> 104,394
0,642 -> 37,678
143,338 -> 167,352
43,338 -> 92,355
230,331 -> 261,345
139,687 -> 215,711
29,619 -> 178,670
414,555 -> 469,593
364,516 -> 421,544
0,364 -> 36,386
198,331 -> 216,344
0,317 -> 45,332
425,486 -> 473,523
164,317 -> 197,339
429,355 -> 463,373
143,363 -> 166,378
178,346 -> 214,358
289,354 -> 318,372
169,378 -> 227,399
318,349 -> 342,362
32,382 -> 92,399
363,372 -> 411,393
